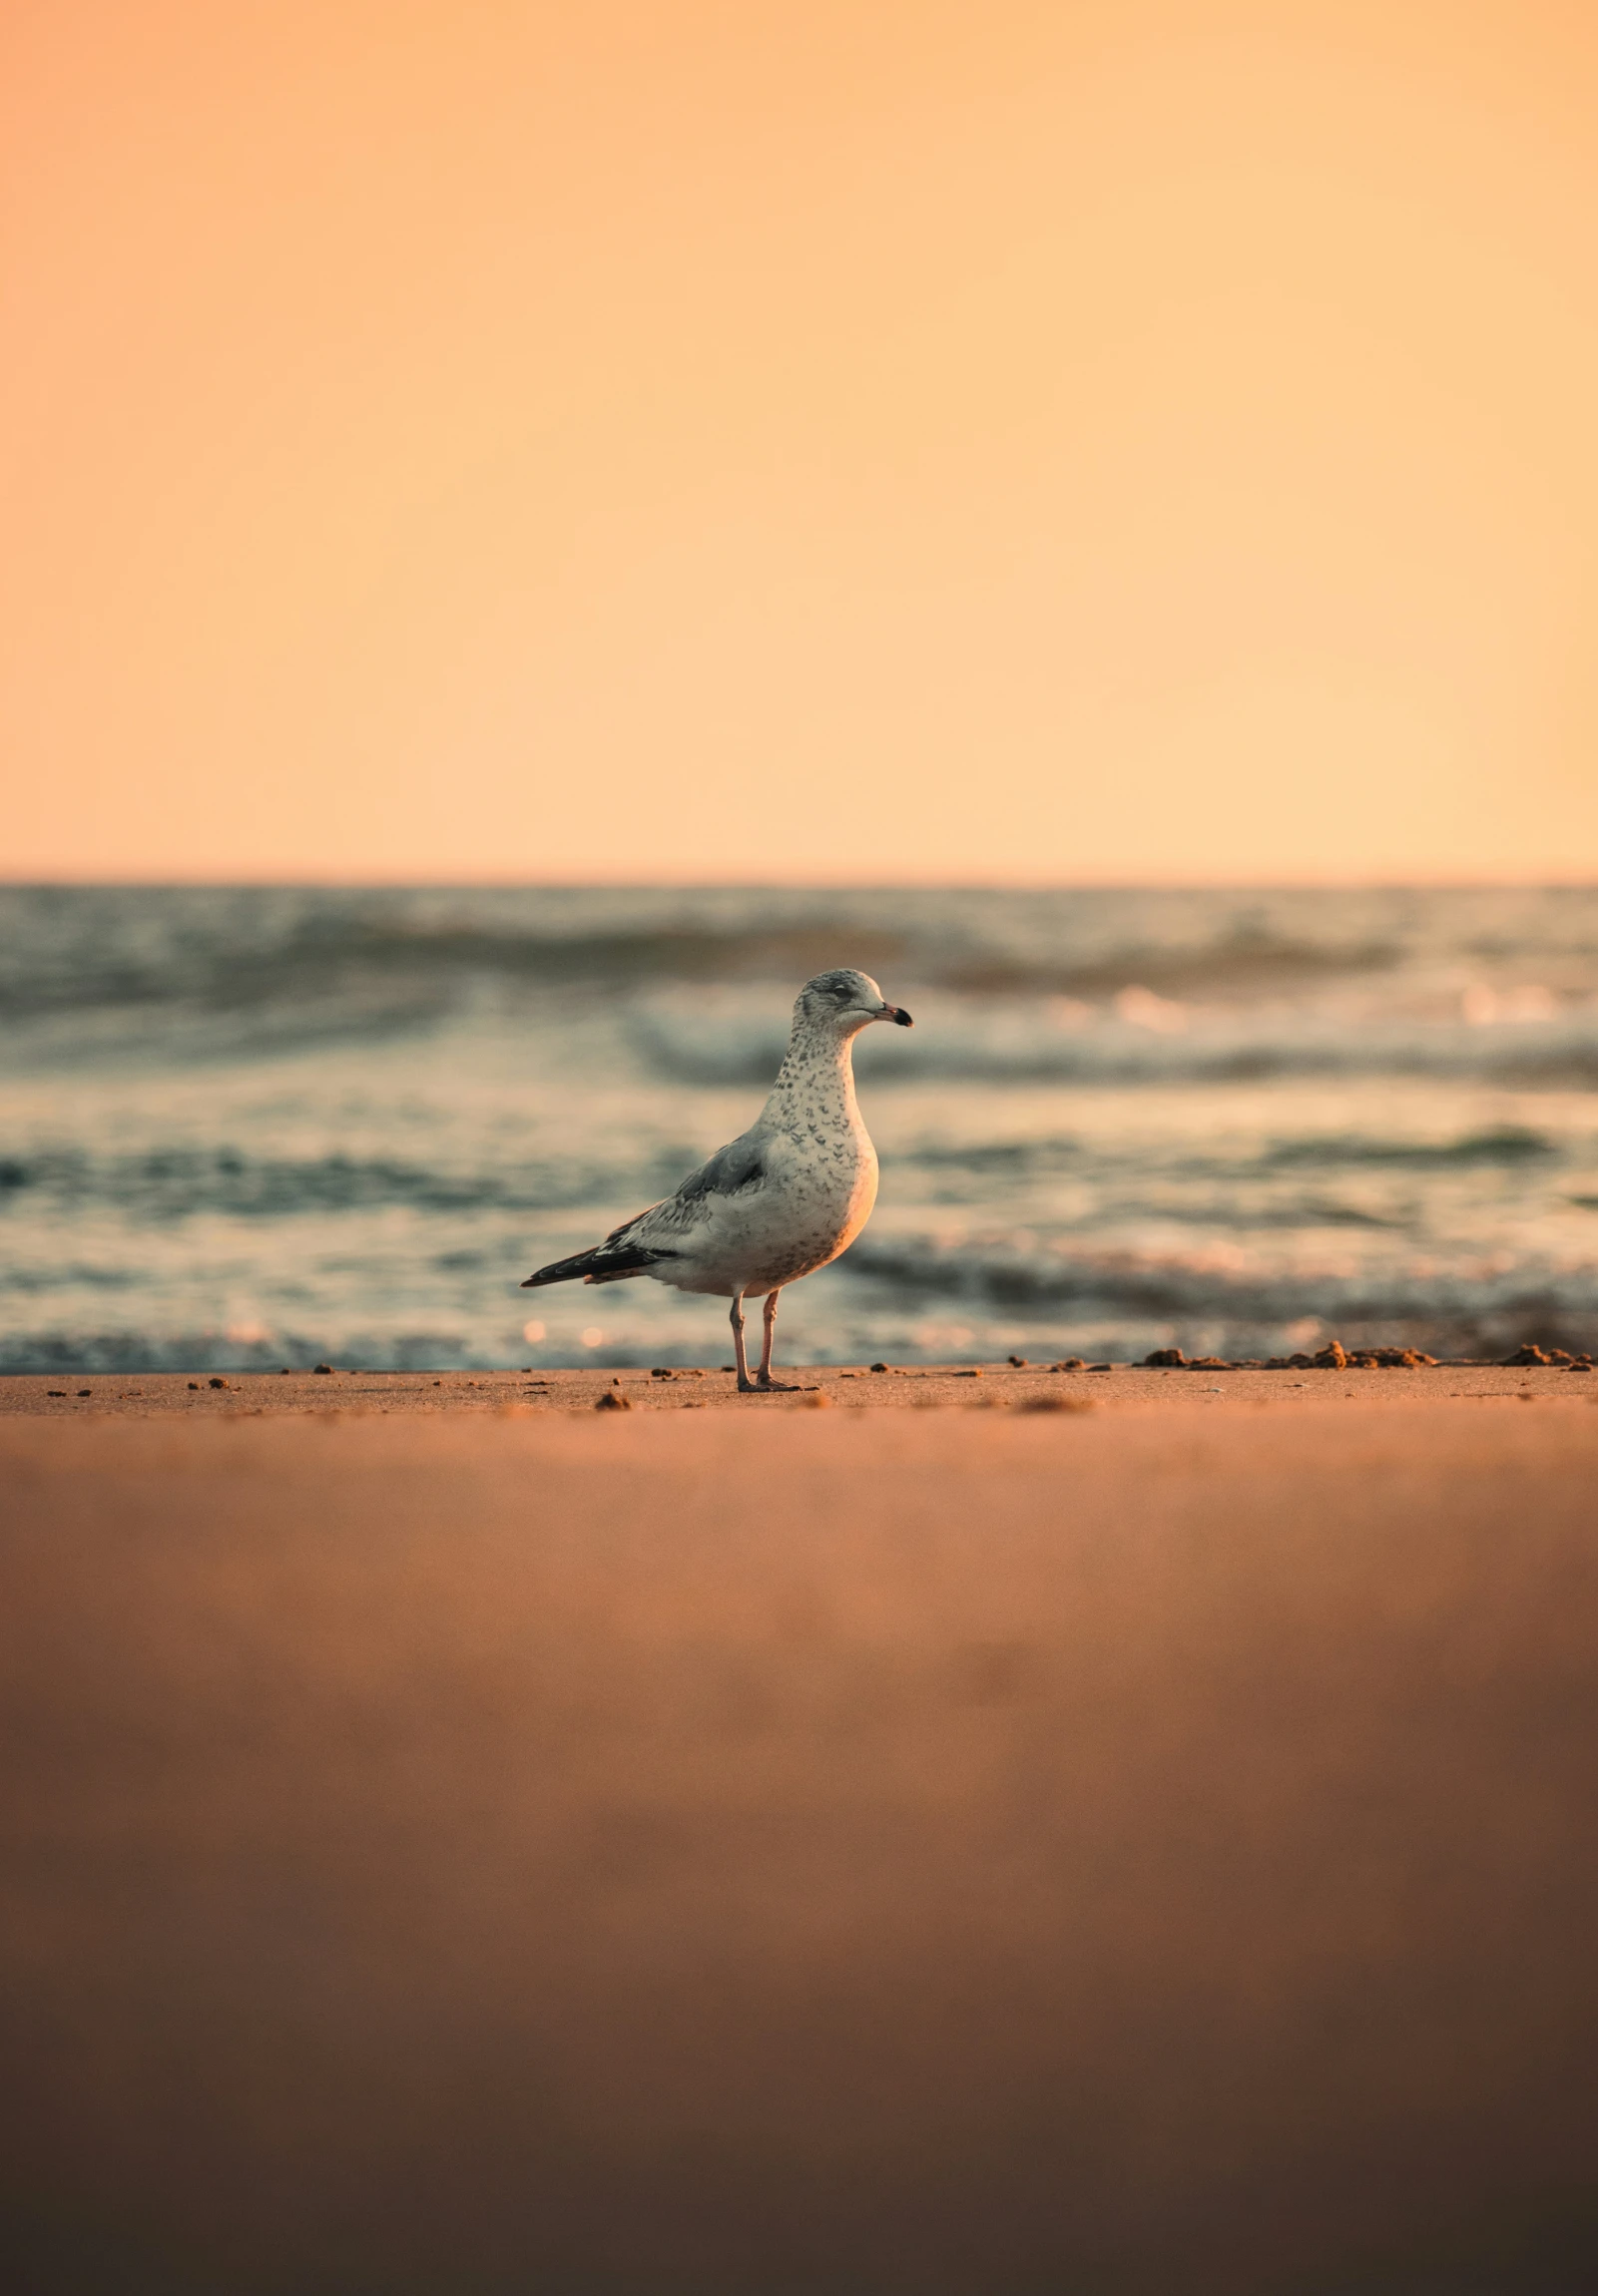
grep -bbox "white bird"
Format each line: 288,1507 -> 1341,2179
521,969 -> 913,1391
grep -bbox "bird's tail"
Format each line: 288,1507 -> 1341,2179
520,1240 -> 670,1289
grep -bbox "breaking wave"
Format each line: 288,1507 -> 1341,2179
846,1230 -> 1598,1334
6,881 -> 1596,1037
636,1003 -> 1598,1090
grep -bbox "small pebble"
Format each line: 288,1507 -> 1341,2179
209,1376 -> 229,1390
594,1391 -> 632,1412
313,1363 -> 333,1375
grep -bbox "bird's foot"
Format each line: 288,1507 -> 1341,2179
755,1375 -> 802,1392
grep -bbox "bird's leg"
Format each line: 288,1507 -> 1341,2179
730,1291 -> 756,1393
757,1288 -> 799,1391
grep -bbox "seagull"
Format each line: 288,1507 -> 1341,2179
521,969 -> 913,1392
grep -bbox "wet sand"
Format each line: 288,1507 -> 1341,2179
5,1394 -> 1598,2291
4,1355 -> 1596,1417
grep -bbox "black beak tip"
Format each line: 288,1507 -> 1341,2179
890,1005 -> 913,1028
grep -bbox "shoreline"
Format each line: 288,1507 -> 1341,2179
4,1356 -> 1596,1417
3,1349 -> 1597,1405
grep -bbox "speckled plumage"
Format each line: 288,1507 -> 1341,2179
520,969 -> 913,1390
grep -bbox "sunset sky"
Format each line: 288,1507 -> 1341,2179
4,0 -> 1597,883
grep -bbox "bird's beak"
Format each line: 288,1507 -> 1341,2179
881,1003 -> 913,1028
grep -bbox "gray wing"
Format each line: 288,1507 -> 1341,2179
672,1129 -> 768,1204
631,1129 -> 769,1245
522,1132 -> 770,1288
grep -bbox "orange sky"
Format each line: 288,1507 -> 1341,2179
4,0 -> 1597,883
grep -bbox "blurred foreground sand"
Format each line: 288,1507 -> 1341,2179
5,1402 -> 1598,2292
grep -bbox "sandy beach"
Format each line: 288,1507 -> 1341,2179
5,1385 -> 1598,2291
4,1354 -> 1596,1417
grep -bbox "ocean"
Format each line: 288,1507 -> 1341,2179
3,883 -> 1597,1372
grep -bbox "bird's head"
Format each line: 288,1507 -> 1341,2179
795,969 -> 913,1036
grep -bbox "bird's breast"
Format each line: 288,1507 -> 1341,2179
754,1125 -> 877,1274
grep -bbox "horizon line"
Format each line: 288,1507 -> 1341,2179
6,870 -> 1598,894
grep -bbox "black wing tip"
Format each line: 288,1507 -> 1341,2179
520,1252 -> 597,1289
521,1242 -> 673,1289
